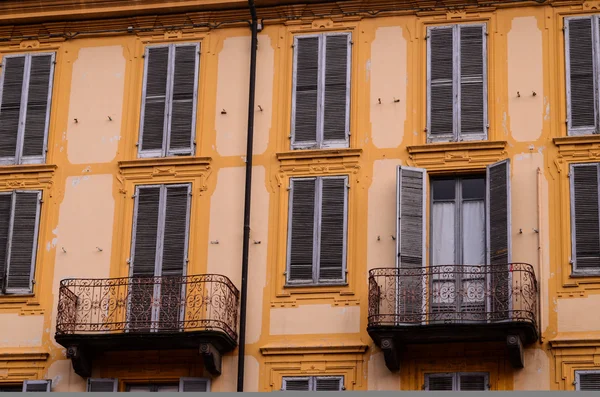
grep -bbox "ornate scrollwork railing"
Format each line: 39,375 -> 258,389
56,274 -> 239,341
368,263 -> 538,328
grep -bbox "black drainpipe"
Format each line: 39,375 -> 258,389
237,0 -> 258,392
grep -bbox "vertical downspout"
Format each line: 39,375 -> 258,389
237,0 -> 258,391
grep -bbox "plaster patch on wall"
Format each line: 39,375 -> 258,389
46,360 -> 85,392
0,314 -> 43,347
368,351 -> 399,390
270,305 -> 360,335
243,355 -> 260,392
558,295 -> 600,332
211,355 -> 237,392
513,347 -> 549,390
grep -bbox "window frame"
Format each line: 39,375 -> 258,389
138,43 -> 200,159
0,52 -> 55,165
426,23 -> 488,143
281,375 -> 344,391
87,378 -> 118,392
575,370 -> 600,391
285,175 -> 349,286
424,372 -> 489,391
290,32 -> 352,150
23,379 -> 51,392
178,377 -> 211,392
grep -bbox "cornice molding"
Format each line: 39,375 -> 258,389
260,341 -> 368,356
0,164 -> 56,191
406,140 -> 508,172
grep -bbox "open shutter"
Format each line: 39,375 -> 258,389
428,27 -> 454,141
459,374 -> 488,391
318,177 -> 347,282
570,163 -> 600,272
131,186 -> 161,276
566,17 -> 597,135
0,56 -> 25,161
282,378 -> 310,391
287,178 -> 316,283
168,45 -> 198,155
139,46 -> 169,156
577,371 -> 600,391
87,378 -> 118,392
486,159 -> 511,319
322,33 -> 350,146
179,378 -> 209,392
23,380 -> 51,392
22,53 -> 54,161
459,25 -> 486,139
291,36 -> 319,148
0,194 -> 12,292
6,191 -> 41,293
426,374 -> 454,391
315,377 -> 343,391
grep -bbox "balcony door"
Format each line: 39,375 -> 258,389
128,184 -> 191,332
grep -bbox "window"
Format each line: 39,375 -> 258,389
0,384 -> 23,392
138,43 -> 200,158
88,379 -> 118,392
569,163 -> 600,274
575,370 -> 600,391
88,378 -> 209,392
286,176 -> 348,285
282,376 -> 343,391
0,53 -> 55,165
291,33 -> 351,150
0,190 -> 42,295
427,24 -> 487,142
23,380 -> 51,392
425,373 -> 488,391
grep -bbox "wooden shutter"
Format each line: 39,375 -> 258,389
139,46 -> 170,155
0,194 -> 12,292
291,36 -> 320,148
315,377 -> 343,391
459,374 -> 488,391
426,374 -> 454,391
570,163 -> 600,272
322,34 -> 350,145
131,186 -> 161,276
318,177 -> 347,282
161,185 -> 190,277
168,45 -> 198,155
6,191 -> 41,293
22,54 -> 54,161
282,377 -> 310,391
566,17 -> 597,135
428,27 -> 454,141
459,25 -> 486,139
179,378 -> 209,392
577,371 -> 600,391
287,178 -> 316,282
23,380 -> 51,392
87,378 -> 117,392
0,56 -> 25,161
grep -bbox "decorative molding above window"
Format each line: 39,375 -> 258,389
406,141 -> 507,172
0,350 -> 49,383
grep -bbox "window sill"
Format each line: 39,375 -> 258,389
119,156 -> 211,170
284,282 -> 348,288
277,148 -> 362,162
570,271 -> 600,278
406,140 -> 507,172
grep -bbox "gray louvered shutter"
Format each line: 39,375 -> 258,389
140,46 -> 169,155
578,372 -> 600,391
315,377 -> 343,391
459,374 -> 487,391
292,36 -> 319,148
428,27 -> 454,141
426,375 -> 454,391
161,185 -> 190,276
571,164 -> 600,271
318,177 -> 346,282
168,45 -> 198,155
131,186 -> 160,276
459,25 -> 486,138
0,194 -> 12,292
87,378 -> 117,392
287,178 -> 316,282
0,56 -> 25,160
282,378 -> 310,391
566,17 -> 597,135
23,380 -> 51,392
322,34 -> 350,145
22,54 -> 54,160
180,378 -> 209,392
6,191 -> 40,293
486,160 -> 511,319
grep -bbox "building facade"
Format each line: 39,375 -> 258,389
0,0 -> 600,392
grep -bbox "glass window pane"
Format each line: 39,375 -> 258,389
432,202 -> 455,265
432,179 -> 455,201
461,177 -> 485,200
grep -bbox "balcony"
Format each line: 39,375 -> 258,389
55,274 -> 239,378
367,263 -> 539,371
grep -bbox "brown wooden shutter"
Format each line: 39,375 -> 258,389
179,378 -> 209,392
426,375 -> 454,391
428,27 -> 454,140
459,25 -> 486,138
459,374 -> 487,391
318,177 -> 346,282
322,34 -> 350,144
282,378 -> 310,391
168,45 -> 198,155
87,379 -> 117,392
292,37 -> 319,147
0,56 -> 25,160
578,372 -> 600,391
22,54 -> 54,160
131,186 -> 161,276
287,178 -> 316,282
140,47 -> 169,154
5,191 -> 40,292
571,164 -> 600,271
315,377 -> 343,391
566,17 -> 597,134
0,194 -> 11,292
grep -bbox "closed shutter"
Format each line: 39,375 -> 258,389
577,371 -> 600,391
322,34 -> 350,144
459,374 -> 487,391
428,27 -> 454,141
318,177 -> 347,282
282,378 -> 310,391
486,160 -> 511,319
0,194 -> 12,292
570,163 -> 600,272
426,374 -> 454,391
315,377 -> 343,391
566,17 -> 597,135
131,186 -> 161,277
22,53 -> 54,160
87,378 -> 117,392
168,45 -> 198,155
179,378 -> 209,392
287,178 -> 316,282
0,56 -> 25,160
292,36 -> 320,148
23,380 -> 51,392
459,25 -> 486,138
5,191 -> 41,293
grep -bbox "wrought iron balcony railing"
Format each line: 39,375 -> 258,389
368,263 -> 538,329
56,274 -> 239,341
